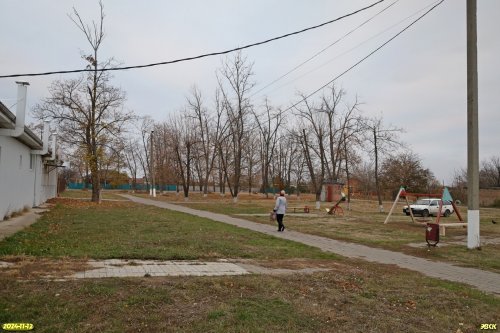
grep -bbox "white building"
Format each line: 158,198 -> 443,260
0,82 -> 60,220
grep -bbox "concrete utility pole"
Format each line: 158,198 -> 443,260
150,130 -> 156,198
467,0 -> 480,249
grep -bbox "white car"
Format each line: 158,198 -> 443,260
403,198 -> 454,217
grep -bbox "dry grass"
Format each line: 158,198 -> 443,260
0,259 -> 498,332
0,192 -> 499,332
134,193 -> 500,272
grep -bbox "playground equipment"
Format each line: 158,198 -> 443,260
326,192 -> 346,217
425,223 -> 440,247
288,206 -> 310,213
384,187 -> 465,234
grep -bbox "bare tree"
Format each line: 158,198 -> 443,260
281,133 -> 297,191
169,114 -> 196,199
290,134 -> 307,197
33,1 -> 133,202
137,116 -> 154,190
380,152 -> 438,194
352,161 -> 376,198
216,51 -> 255,202
186,86 -> 221,196
291,94 -> 328,208
480,156 -> 500,188
253,99 -> 282,197
319,85 -> 345,181
123,138 -> 142,191
363,116 -> 404,212
452,167 -> 467,188
343,136 -> 362,209
246,131 -> 262,194
272,135 -> 294,192
66,147 -> 90,188
316,86 -> 363,183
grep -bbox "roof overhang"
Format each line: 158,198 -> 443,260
0,101 -> 43,150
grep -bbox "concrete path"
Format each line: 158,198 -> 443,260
0,207 -> 47,241
71,259 -> 249,279
65,259 -> 330,279
123,195 -> 500,296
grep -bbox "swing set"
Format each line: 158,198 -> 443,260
384,187 -> 466,234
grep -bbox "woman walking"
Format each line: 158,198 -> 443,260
273,190 -> 287,232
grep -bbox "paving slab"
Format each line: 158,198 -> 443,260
69,259 -> 249,279
122,194 -> 500,297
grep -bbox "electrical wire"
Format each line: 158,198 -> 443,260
250,0 -> 400,98
262,0 -> 442,98
0,0 -> 385,79
283,0 -> 445,115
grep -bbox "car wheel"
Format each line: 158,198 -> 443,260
405,212 -> 410,216
422,209 -> 429,217
444,209 -> 451,217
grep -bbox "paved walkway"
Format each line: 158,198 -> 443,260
65,259 -> 330,279
71,259 -> 249,278
123,195 -> 500,296
0,207 -> 48,241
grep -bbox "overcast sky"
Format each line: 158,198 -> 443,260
1,0 -> 498,185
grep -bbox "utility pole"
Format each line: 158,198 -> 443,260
467,0 -> 480,249
150,130 -> 156,198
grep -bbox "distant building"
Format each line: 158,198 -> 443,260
0,83 -> 61,220
321,181 -> 345,202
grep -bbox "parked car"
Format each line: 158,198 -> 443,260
403,198 -> 454,217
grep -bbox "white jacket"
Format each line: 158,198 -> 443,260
274,196 -> 287,214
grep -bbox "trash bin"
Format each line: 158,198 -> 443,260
426,223 -> 439,247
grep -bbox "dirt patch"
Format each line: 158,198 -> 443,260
0,255 -> 91,279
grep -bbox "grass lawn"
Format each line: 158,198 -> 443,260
0,195 -> 498,332
0,198 -> 334,261
139,192 -> 500,273
1,261 -> 498,332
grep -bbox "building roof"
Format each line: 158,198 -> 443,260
0,101 -> 43,150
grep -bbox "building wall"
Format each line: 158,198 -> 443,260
40,162 -> 58,203
0,136 -> 36,219
0,136 -> 57,220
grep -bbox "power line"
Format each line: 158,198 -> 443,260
263,0 -> 441,98
0,0 -> 385,79
251,0 -> 400,98
284,0 -> 445,114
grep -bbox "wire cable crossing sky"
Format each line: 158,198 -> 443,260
250,0 -> 401,98
284,0 -> 446,113
0,0 -> 498,185
0,0 -> 385,79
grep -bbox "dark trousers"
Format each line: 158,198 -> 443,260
276,214 -> 285,231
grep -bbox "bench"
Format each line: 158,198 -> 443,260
439,223 -> 467,236
288,206 -> 310,213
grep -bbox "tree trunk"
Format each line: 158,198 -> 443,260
344,141 -> 351,211
374,128 -> 383,212
90,153 -> 101,203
